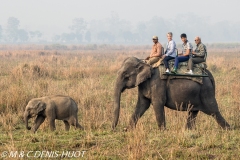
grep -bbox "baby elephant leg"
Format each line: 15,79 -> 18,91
63,120 -> 70,131
75,116 -> 84,130
76,122 -> 84,130
49,119 -> 56,131
33,115 -> 45,133
69,117 -> 84,130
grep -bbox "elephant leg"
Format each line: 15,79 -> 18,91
129,96 -> 150,128
75,117 -> 84,130
68,116 -> 84,130
200,78 -> 230,129
201,110 -> 230,129
210,112 -> 230,129
76,122 -> 84,130
201,98 -> 230,129
74,116 -> 84,130
33,115 -> 45,133
49,119 -> 56,131
63,120 -> 70,131
152,104 -> 166,130
186,111 -> 199,130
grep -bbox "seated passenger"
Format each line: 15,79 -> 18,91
145,36 -> 162,65
171,33 -> 193,74
185,36 -> 207,75
162,32 -> 177,73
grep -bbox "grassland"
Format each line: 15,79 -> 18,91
0,45 -> 240,159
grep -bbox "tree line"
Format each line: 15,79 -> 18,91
0,13 -> 240,44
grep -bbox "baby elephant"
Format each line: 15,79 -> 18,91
24,95 -> 83,133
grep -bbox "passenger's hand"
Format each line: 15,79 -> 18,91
162,54 -> 166,59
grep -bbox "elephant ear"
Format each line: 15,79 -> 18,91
35,101 -> 46,114
135,62 -> 152,86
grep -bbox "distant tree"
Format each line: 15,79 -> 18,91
61,33 -> 76,42
107,33 -> 115,42
6,17 -> 20,42
29,31 -> 42,42
136,22 -> 147,42
85,30 -> 91,42
122,31 -> 133,42
18,29 -> 29,42
69,18 -> 87,42
75,33 -> 83,42
97,31 -> 108,42
232,22 -> 240,41
108,12 -> 131,43
109,12 -> 120,28
148,16 -> 169,42
97,31 -> 115,42
29,31 -> 42,38
70,18 -> 87,33
52,35 -> 61,42
0,25 -> 2,40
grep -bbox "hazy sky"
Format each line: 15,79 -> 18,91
0,0 -> 239,35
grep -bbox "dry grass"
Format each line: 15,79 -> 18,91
0,46 -> 240,159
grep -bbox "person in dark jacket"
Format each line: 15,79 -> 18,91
185,36 -> 207,75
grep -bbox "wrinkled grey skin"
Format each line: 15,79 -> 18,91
112,57 -> 230,130
24,95 -> 83,133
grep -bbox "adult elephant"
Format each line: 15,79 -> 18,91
112,57 -> 230,130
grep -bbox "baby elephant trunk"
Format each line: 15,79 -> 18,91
24,112 -> 31,130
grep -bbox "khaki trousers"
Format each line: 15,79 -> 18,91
146,57 -> 160,65
188,57 -> 205,70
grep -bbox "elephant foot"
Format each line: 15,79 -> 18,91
77,126 -> 84,130
185,124 -> 196,130
158,126 -> 166,131
123,125 -> 135,132
32,128 -> 37,133
222,124 -> 231,130
75,122 -> 84,130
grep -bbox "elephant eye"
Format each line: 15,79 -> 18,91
122,71 -> 129,77
124,74 -> 130,79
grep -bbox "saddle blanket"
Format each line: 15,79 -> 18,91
151,59 -> 207,84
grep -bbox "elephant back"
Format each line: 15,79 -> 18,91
158,60 -> 205,84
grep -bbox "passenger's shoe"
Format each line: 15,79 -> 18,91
165,68 -> 170,73
171,68 -> 177,74
185,70 -> 193,75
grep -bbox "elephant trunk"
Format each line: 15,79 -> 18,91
112,76 -> 124,130
24,111 -> 31,130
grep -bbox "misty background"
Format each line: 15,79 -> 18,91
0,0 -> 240,44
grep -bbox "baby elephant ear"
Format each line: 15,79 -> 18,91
135,62 -> 152,86
36,101 -> 46,114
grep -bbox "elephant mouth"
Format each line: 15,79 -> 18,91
122,85 -> 136,92
121,87 -> 127,93
121,86 -> 133,92
29,114 -> 36,118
